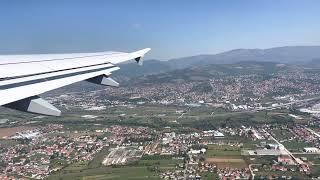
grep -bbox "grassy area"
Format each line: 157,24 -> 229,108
0,139 -> 19,147
205,156 -> 247,168
49,166 -> 161,180
206,144 -> 241,157
255,171 -> 309,179
205,144 -> 246,168
295,154 -> 320,164
311,165 -> 320,177
138,155 -> 184,168
218,134 -> 273,149
136,159 -> 183,169
271,128 -> 294,141
50,158 -> 69,169
243,155 -> 276,165
16,104 -> 297,132
64,161 -> 89,171
179,109 -> 294,130
87,147 -> 110,169
201,172 -> 219,180
49,156 -> 182,180
282,141 -> 312,152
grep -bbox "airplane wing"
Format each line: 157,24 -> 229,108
0,48 -> 151,116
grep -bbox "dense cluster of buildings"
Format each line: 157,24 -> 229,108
47,68 -> 320,116
1,115 -> 320,179
0,125 -> 140,178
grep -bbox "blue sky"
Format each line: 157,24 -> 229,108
0,0 -> 319,59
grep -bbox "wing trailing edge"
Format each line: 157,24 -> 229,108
0,48 -> 151,116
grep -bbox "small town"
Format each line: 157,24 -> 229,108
2,65 -> 320,179
1,114 -> 320,179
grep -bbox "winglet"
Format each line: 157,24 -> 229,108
131,48 -> 151,66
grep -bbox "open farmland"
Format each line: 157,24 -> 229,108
205,144 -> 247,168
206,156 -> 247,168
205,144 -> 241,157
0,126 -> 35,139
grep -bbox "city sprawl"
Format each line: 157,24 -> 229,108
2,62 -> 320,179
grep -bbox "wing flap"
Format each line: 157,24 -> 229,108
0,48 -> 151,115
87,75 -> 119,87
4,96 -> 61,116
0,66 -> 120,106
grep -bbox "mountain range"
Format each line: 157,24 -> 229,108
46,46 -> 320,95
114,46 -> 320,79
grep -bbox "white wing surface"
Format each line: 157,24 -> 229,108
0,48 -> 150,116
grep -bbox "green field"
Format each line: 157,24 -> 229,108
295,154 -> 320,164
201,172 -> 219,180
271,128 -> 294,141
63,161 -> 89,171
49,166 -> 161,180
311,165 -> 320,177
255,170 -> 309,179
49,155 -> 183,180
22,103 -> 296,132
0,139 -> 19,147
282,140 -> 312,152
205,144 -> 241,157
204,144 -> 247,168
137,159 -> 183,169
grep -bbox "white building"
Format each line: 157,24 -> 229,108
303,147 -> 320,153
213,131 -> 224,138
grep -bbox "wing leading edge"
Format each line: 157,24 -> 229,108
0,48 -> 151,116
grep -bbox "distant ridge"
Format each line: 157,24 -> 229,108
114,46 -> 320,78
166,46 -> 320,68
48,46 -> 320,95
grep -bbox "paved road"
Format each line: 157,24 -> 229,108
305,127 -> 320,138
263,129 -> 302,165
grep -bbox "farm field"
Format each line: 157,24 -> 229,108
205,144 -> 242,157
49,156 -> 182,180
0,126 -> 35,139
282,140 -> 313,152
294,154 -> 320,164
48,166 -> 161,180
271,128 -> 294,141
205,144 -> 247,168
206,156 -> 247,168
